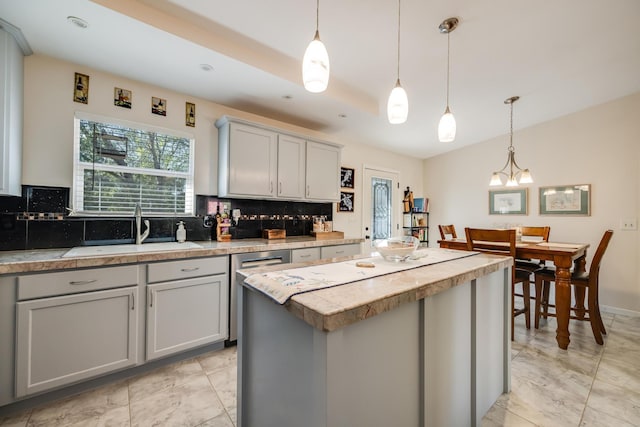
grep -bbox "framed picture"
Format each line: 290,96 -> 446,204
489,188 -> 528,215
114,87 -> 132,109
185,102 -> 196,127
73,72 -> 89,104
539,184 -> 591,216
151,97 -> 167,116
338,191 -> 354,212
340,167 -> 355,189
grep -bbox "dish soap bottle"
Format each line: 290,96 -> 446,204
176,221 -> 186,243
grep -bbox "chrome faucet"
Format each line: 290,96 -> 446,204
134,203 -> 150,245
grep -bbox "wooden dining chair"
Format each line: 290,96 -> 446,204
438,224 -> 457,240
533,230 -> 613,344
515,226 -> 551,272
465,228 -> 532,341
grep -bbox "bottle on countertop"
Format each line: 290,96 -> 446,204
177,221 -> 186,243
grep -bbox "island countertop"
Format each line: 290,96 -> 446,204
0,237 -> 363,275
238,249 -> 513,332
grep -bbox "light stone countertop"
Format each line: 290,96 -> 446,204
0,237 -> 363,275
238,250 -> 513,332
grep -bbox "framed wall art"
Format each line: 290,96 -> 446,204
489,188 -> 528,215
114,87 -> 132,109
338,191 -> 354,212
539,184 -> 591,216
340,167 -> 355,189
73,72 -> 89,104
151,97 -> 167,116
185,102 -> 196,127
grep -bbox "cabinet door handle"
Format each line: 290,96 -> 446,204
279,182 -> 282,194
180,267 -> 200,272
69,280 -> 97,286
130,292 -> 135,310
335,250 -> 344,254
306,185 -> 310,197
300,254 -> 310,258
148,288 -> 153,308
270,181 -> 273,194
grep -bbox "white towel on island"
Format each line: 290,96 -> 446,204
244,248 -> 479,304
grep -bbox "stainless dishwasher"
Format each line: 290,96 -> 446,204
228,250 -> 291,344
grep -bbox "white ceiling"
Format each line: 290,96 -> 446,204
1,0 -> 639,159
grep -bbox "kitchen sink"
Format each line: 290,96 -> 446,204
62,241 -> 203,258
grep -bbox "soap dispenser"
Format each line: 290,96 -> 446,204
176,221 -> 186,243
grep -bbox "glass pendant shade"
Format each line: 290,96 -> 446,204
519,169 -> 533,184
302,31 -> 330,93
387,80 -> 408,124
506,176 -> 518,187
438,106 -> 456,142
489,173 -> 502,186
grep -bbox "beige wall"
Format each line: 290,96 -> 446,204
424,92 -> 640,313
21,54 -> 423,238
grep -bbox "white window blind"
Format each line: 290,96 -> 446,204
72,115 -> 195,216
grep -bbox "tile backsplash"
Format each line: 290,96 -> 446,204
0,186 -> 333,251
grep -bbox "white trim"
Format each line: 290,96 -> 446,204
75,111 -> 195,140
600,305 -> 640,317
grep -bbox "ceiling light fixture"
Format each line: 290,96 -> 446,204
489,96 -> 533,187
387,0 -> 408,124
438,17 -> 458,142
302,0 -> 330,93
67,16 -> 88,29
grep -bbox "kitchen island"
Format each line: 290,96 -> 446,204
236,248 -> 512,427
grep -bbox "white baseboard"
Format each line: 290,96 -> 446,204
601,305 -> 640,317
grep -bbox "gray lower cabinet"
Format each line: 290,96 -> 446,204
145,256 -> 228,361
320,243 -> 361,259
291,247 -> 321,263
15,286 -> 139,397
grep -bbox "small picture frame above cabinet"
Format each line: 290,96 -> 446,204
151,97 -> 167,116
185,102 -> 196,127
73,72 -> 89,104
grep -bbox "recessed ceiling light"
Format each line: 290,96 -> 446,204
67,16 -> 88,29
338,114 -> 347,118
199,64 -> 214,72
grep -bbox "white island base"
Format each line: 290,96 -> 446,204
237,258 -> 510,427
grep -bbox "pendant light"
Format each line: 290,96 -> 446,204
489,96 -> 533,187
438,17 -> 459,142
302,0 -> 330,93
387,0 -> 408,124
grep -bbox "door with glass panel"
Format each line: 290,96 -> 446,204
362,167 -> 400,251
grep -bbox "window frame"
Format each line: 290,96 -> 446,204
72,112 -> 196,217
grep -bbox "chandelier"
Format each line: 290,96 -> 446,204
489,96 -> 533,187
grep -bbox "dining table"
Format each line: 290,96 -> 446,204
438,238 -> 590,350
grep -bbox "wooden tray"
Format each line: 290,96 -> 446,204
311,231 -> 344,240
262,229 -> 286,239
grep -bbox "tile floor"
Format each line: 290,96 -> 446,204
0,313 -> 639,426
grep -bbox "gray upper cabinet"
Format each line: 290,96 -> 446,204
0,27 -> 25,196
277,134 -> 305,199
305,141 -> 341,201
219,121 -> 278,198
216,116 -> 341,201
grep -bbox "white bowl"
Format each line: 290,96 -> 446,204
374,236 -> 419,261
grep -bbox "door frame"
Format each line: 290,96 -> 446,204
361,165 -> 401,250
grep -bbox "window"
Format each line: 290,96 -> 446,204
73,114 -> 194,216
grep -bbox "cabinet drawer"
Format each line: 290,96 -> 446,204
18,265 -> 139,300
147,256 -> 228,284
320,244 -> 361,259
291,247 -> 321,263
